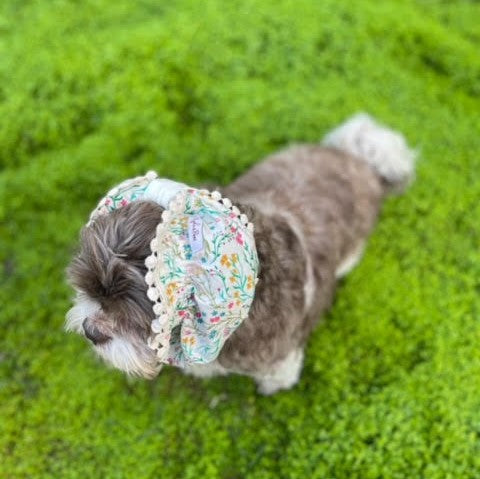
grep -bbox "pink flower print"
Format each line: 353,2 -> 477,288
230,226 -> 237,233
105,198 -> 112,206
210,316 -> 221,323
120,199 -> 128,207
228,302 -> 234,309
229,212 -> 237,219
235,233 -> 244,246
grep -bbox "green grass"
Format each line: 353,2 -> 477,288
1,0 -> 480,477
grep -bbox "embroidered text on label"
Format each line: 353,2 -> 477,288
188,216 -> 204,254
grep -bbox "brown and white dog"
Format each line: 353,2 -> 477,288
66,113 -> 415,394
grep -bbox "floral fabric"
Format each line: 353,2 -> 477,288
88,172 -> 157,224
89,173 -> 259,369
145,188 -> 258,367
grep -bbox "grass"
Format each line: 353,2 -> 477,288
1,0 -> 480,477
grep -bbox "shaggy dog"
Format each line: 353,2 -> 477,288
66,114 -> 415,394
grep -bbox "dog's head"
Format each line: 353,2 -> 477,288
66,201 -> 164,378
66,177 -> 260,377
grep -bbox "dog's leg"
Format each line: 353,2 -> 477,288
183,360 -> 229,379
335,242 -> 365,279
254,348 -> 304,395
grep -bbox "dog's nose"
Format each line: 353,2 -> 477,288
82,319 -> 111,345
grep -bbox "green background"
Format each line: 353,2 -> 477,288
1,0 -> 480,477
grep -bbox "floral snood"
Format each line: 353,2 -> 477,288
89,172 -> 259,369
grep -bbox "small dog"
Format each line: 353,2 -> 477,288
66,114 -> 415,394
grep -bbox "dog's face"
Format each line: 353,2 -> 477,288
66,201 -> 164,378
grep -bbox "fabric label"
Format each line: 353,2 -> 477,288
188,215 -> 204,254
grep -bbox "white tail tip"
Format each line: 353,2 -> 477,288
322,113 -> 416,192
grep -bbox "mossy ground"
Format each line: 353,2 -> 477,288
1,0 -> 480,477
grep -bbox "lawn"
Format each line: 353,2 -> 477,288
1,0 -> 480,477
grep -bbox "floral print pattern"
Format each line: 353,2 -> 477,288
88,171 -> 157,225
89,173 -> 259,369
145,188 -> 259,367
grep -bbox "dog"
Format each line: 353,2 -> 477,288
66,113 -> 415,394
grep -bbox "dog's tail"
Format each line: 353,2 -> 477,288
321,113 -> 416,194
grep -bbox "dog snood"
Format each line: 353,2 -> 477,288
88,172 -> 259,369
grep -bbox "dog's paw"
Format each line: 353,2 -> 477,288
254,348 -> 304,395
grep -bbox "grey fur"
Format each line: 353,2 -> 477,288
66,115 -> 415,391
219,145 -> 384,372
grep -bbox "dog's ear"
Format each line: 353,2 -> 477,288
67,201 -> 164,301
67,235 -> 130,301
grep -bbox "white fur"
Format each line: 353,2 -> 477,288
254,348 -> 304,395
183,350 -> 305,395
66,294 -> 159,378
95,337 -> 160,378
65,294 -> 101,333
183,360 -> 229,379
335,242 -> 365,278
322,113 -> 416,187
